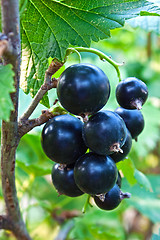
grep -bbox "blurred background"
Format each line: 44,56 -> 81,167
0,18 -> 160,240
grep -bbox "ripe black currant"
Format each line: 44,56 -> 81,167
57,63 -> 110,115
94,184 -> 131,210
51,164 -> 84,197
74,152 -> 118,195
111,129 -> 132,163
115,107 -> 144,140
41,114 -> 87,164
83,110 -> 127,155
116,77 -> 148,110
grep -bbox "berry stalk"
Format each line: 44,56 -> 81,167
82,195 -> 91,213
66,47 -> 123,82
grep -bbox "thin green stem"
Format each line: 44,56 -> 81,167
67,47 -> 124,82
82,195 -> 91,214
65,48 -> 82,63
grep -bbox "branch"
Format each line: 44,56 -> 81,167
18,102 -> 68,137
1,0 -> 32,239
0,215 -> 12,230
18,110 -> 54,138
20,60 -> 63,121
20,78 -> 58,121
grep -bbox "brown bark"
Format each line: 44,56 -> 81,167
1,0 -> 32,239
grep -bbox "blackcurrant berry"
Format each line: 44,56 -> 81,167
116,77 -> 148,110
83,110 -> 127,155
111,129 -> 132,163
51,164 -> 84,197
74,153 -> 118,195
57,63 -> 110,115
41,114 -> 87,164
94,184 -> 131,210
115,107 -> 144,140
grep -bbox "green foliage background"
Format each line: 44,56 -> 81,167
0,0 -> 160,239
1,26 -> 159,240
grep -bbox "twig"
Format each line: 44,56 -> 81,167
19,102 -> 68,137
18,110 -> 55,138
0,215 -> 12,230
20,60 -> 63,121
20,78 -> 58,121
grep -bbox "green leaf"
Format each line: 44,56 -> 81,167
16,161 -> 51,176
117,158 -> 152,192
141,11 -> 160,16
134,169 -> 153,192
129,197 -> 160,223
69,209 -> 125,240
131,102 -> 160,157
148,175 -> 160,197
28,175 -> 85,210
117,158 -> 137,185
20,0 -> 156,106
52,65 -> 65,79
17,133 -> 48,165
0,64 -> 15,121
16,132 -> 53,176
122,176 -> 160,223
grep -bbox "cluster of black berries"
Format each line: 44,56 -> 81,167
41,63 -> 148,211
